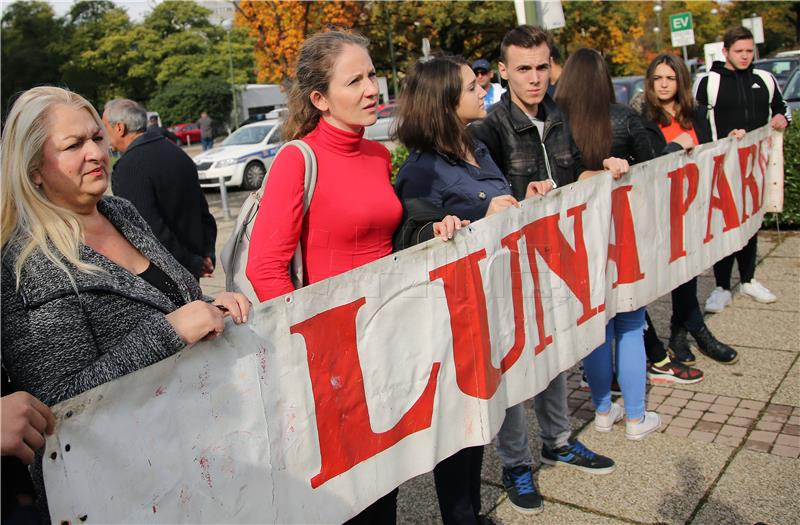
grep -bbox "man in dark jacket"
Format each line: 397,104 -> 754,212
103,99 -> 217,280
471,25 -> 627,517
695,26 -> 791,313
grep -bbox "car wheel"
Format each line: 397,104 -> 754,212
242,161 -> 266,190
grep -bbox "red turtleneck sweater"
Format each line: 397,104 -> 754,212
246,117 -> 402,302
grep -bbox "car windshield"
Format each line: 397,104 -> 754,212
784,71 -> 800,101
756,60 -> 797,77
222,125 -> 273,146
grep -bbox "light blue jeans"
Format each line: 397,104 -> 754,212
494,371 -> 572,468
582,307 -> 647,420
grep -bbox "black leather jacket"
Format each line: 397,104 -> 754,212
608,103 -> 655,166
471,91 -> 584,200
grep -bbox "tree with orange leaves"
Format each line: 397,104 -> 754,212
235,0 -> 363,84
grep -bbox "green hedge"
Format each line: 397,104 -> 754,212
763,109 -> 800,229
390,144 -> 409,185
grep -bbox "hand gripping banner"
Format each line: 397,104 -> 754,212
43,126 -> 780,523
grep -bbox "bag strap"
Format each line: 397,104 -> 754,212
752,69 -> 776,118
706,71 -> 721,141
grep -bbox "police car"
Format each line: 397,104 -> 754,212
193,120 -> 283,190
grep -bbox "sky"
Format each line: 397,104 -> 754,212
0,0 -> 162,21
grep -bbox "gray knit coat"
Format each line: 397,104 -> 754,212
1,196 -> 204,406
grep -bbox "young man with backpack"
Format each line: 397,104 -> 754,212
695,26 -> 791,313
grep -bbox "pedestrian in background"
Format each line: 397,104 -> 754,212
639,53 -> 738,369
103,99 -> 217,280
471,59 -> 505,107
197,110 -> 214,150
244,30 -> 400,525
554,47 -> 661,441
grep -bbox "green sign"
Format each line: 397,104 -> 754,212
669,12 -> 693,32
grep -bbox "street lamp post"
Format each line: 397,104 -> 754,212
219,18 -> 236,220
653,2 -> 663,50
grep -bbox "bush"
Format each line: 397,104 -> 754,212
390,144 -> 409,184
148,76 -> 231,128
763,109 -> 800,229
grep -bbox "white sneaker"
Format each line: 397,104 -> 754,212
625,411 -> 661,441
705,287 -> 732,313
740,279 -> 777,303
594,402 -> 624,433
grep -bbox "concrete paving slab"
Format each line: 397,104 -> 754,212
705,307 -> 800,353
396,470 -> 504,525
490,497 -> 626,524
750,256 -> 800,282
668,346 -> 795,401
691,449 -> 800,525
726,276 -> 800,313
530,426 -> 732,524
769,233 -> 800,258
772,356 -> 800,407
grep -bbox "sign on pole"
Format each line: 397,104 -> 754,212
703,41 -> 725,70
535,0 -> 565,30
669,12 -> 695,47
742,17 -> 765,44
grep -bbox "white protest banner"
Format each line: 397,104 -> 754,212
44,127 -> 777,524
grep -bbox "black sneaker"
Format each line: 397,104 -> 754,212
690,325 -> 739,365
540,438 -> 615,474
501,465 -> 543,514
668,325 -> 696,366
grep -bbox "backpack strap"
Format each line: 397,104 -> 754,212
706,71 -> 721,141
752,69 -> 776,118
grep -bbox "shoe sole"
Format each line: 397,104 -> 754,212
740,293 -> 777,304
505,499 -> 544,515
704,304 -> 728,313
625,423 -> 661,441
697,351 -> 740,365
540,456 -> 615,475
647,373 -> 704,385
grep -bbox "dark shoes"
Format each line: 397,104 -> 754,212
690,325 -> 739,364
501,465 -> 543,514
668,325 -> 696,366
540,438 -> 616,474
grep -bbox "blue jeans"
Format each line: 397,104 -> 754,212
201,137 -> 214,151
583,307 -> 647,420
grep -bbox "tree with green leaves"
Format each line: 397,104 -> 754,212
148,76 -> 233,128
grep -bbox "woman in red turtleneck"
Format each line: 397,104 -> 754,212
246,32 -> 402,304
244,31 -> 401,525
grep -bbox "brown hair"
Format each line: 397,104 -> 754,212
644,54 -> 695,129
500,25 -> 550,64
282,31 -> 369,141
723,26 -> 754,49
554,48 -> 613,170
395,56 -> 475,160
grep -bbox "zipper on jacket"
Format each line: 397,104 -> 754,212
540,120 -> 562,188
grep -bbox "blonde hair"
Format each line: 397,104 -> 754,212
283,31 -> 370,141
1,86 -> 106,288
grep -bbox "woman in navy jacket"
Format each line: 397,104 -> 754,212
394,56 -> 540,525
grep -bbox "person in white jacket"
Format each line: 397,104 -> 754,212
472,59 -> 505,107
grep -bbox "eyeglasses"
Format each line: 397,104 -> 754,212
474,70 -> 490,76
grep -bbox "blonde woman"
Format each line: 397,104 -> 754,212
1,86 -> 250,516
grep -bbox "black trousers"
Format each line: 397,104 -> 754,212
713,234 -> 757,289
644,276 -> 705,363
433,446 -> 484,525
344,489 -> 398,525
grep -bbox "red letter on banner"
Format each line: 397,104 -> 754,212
737,144 -> 761,222
667,163 -> 699,262
429,250 -> 503,399
704,154 -> 741,243
499,231 -> 526,372
607,185 -> 645,286
521,203 -> 604,354
291,297 -> 441,488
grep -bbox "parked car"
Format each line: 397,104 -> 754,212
783,66 -> 800,112
239,107 -> 288,128
754,57 -> 800,90
168,123 -> 202,146
611,76 -> 645,105
364,103 -> 397,141
192,120 -> 283,190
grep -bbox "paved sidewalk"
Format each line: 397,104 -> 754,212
199,191 -> 799,524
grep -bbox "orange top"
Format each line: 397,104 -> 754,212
659,117 -> 698,146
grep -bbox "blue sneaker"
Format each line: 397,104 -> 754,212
540,439 -> 615,474
501,465 -> 543,514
